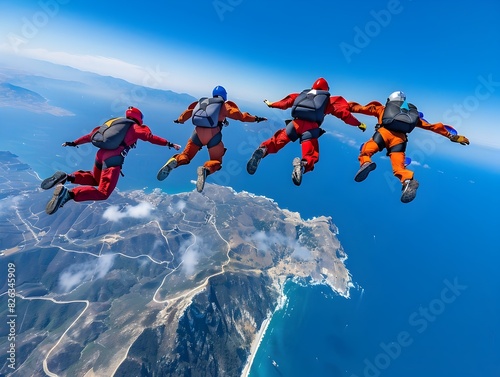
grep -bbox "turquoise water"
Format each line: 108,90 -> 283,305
246,143 -> 500,377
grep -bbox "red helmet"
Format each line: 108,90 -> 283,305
312,78 -> 329,91
126,106 -> 143,125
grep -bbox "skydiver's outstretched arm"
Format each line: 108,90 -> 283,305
264,93 -> 299,110
70,126 -> 101,146
418,119 -> 470,145
223,101 -> 264,122
329,96 -> 363,127
348,101 -> 385,119
174,101 -> 198,124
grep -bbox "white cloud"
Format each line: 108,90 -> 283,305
291,245 -> 312,261
182,247 -> 200,277
0,45 -> 170,90
0,195 -> 23,216
326,130 -> 358,148
179,238 -> 202,277
58,254 -> 115,293
247,230 -> 312,261
175,200 -> 186,212
102,201 -> 154,222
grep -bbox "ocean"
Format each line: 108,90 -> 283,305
4,124 -> 500,377
246,140 -> 500,377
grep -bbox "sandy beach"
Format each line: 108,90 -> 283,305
240,313 -> 272,377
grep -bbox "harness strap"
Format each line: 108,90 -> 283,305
190,128 -> 223,149
372,131 -> 386,151
207,131 -> 222,149
300,128 -> 326,142
285,120 -> 299,142
387,141 -> 407,154
190,131 -> 204,148
103,155 -> 125,169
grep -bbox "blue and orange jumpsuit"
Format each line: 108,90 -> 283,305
349,101 -> 452,182
70,122 -> 170,201
174,100 -> 260,174
260,95 -> 362,173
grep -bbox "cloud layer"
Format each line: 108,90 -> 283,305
103,201 -> 154,222
58,254 -> 115,293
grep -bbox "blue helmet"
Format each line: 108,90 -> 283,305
212,85 -> 227,101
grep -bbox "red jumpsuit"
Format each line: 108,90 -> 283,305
175,100 -> 260,174
70,122 -> 169,201
261,95 -> 361,172
349,101 -> 451,182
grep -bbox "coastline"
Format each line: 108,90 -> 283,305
240,312 -> 272,377
241,280 -> 289,377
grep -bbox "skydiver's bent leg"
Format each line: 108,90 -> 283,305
390,152 -> 414,182
175,138 -> 202,167
358,138 -> 381,165
300,138 -> 319,173
205,140 -> 225,174
72,170 -> 99,186
260,128 -> 292,154
71,166 -> 121,202
354,139 -> 379,182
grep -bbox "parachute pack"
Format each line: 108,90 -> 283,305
192,97 -> 225,128
91,117 -> 135,150
291,89 -> 330,125
381,101 -> 420,133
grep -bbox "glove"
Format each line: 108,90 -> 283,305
173,119 -> 181,124
263,99 -> 273,107
255,116 -> 267,123
449,134 -> 470,145
167,142 -> 181,150
62,141 -> 77,147
358,123 -> 367,132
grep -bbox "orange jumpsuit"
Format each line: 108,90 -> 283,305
349,101 -> 451,182
175,100 -> 259,174
262,95 -> 361,173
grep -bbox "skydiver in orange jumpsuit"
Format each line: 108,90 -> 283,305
246,78 -> 366,186
157,85 -> 267,192
349,91 -> 470,203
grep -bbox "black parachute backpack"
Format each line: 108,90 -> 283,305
191,97 -> 225,128
91,117 -> 135,150
291,89 -> 330,125
381,101 -> 420,133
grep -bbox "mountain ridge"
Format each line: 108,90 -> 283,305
0,152 -> 350,376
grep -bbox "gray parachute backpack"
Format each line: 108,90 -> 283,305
381,101 -> 420,133
91,117 -> 135,149
191,97 -> 225,128
291,89 -> 330,125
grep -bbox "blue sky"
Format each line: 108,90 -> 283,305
1,0 -> 500,157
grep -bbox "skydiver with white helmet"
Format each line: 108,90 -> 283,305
349,91 -> 470,203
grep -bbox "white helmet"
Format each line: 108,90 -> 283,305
388,91 -> 406,102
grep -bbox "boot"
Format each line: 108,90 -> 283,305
292,157 -> 306,186
45,185 -> 72,215
196,166 -> 209,193
401,179 -> 419,203
354,162 -> 376,182
41,171 -> 67,190
246,147 -> 266,175
157,157 -> 178,181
